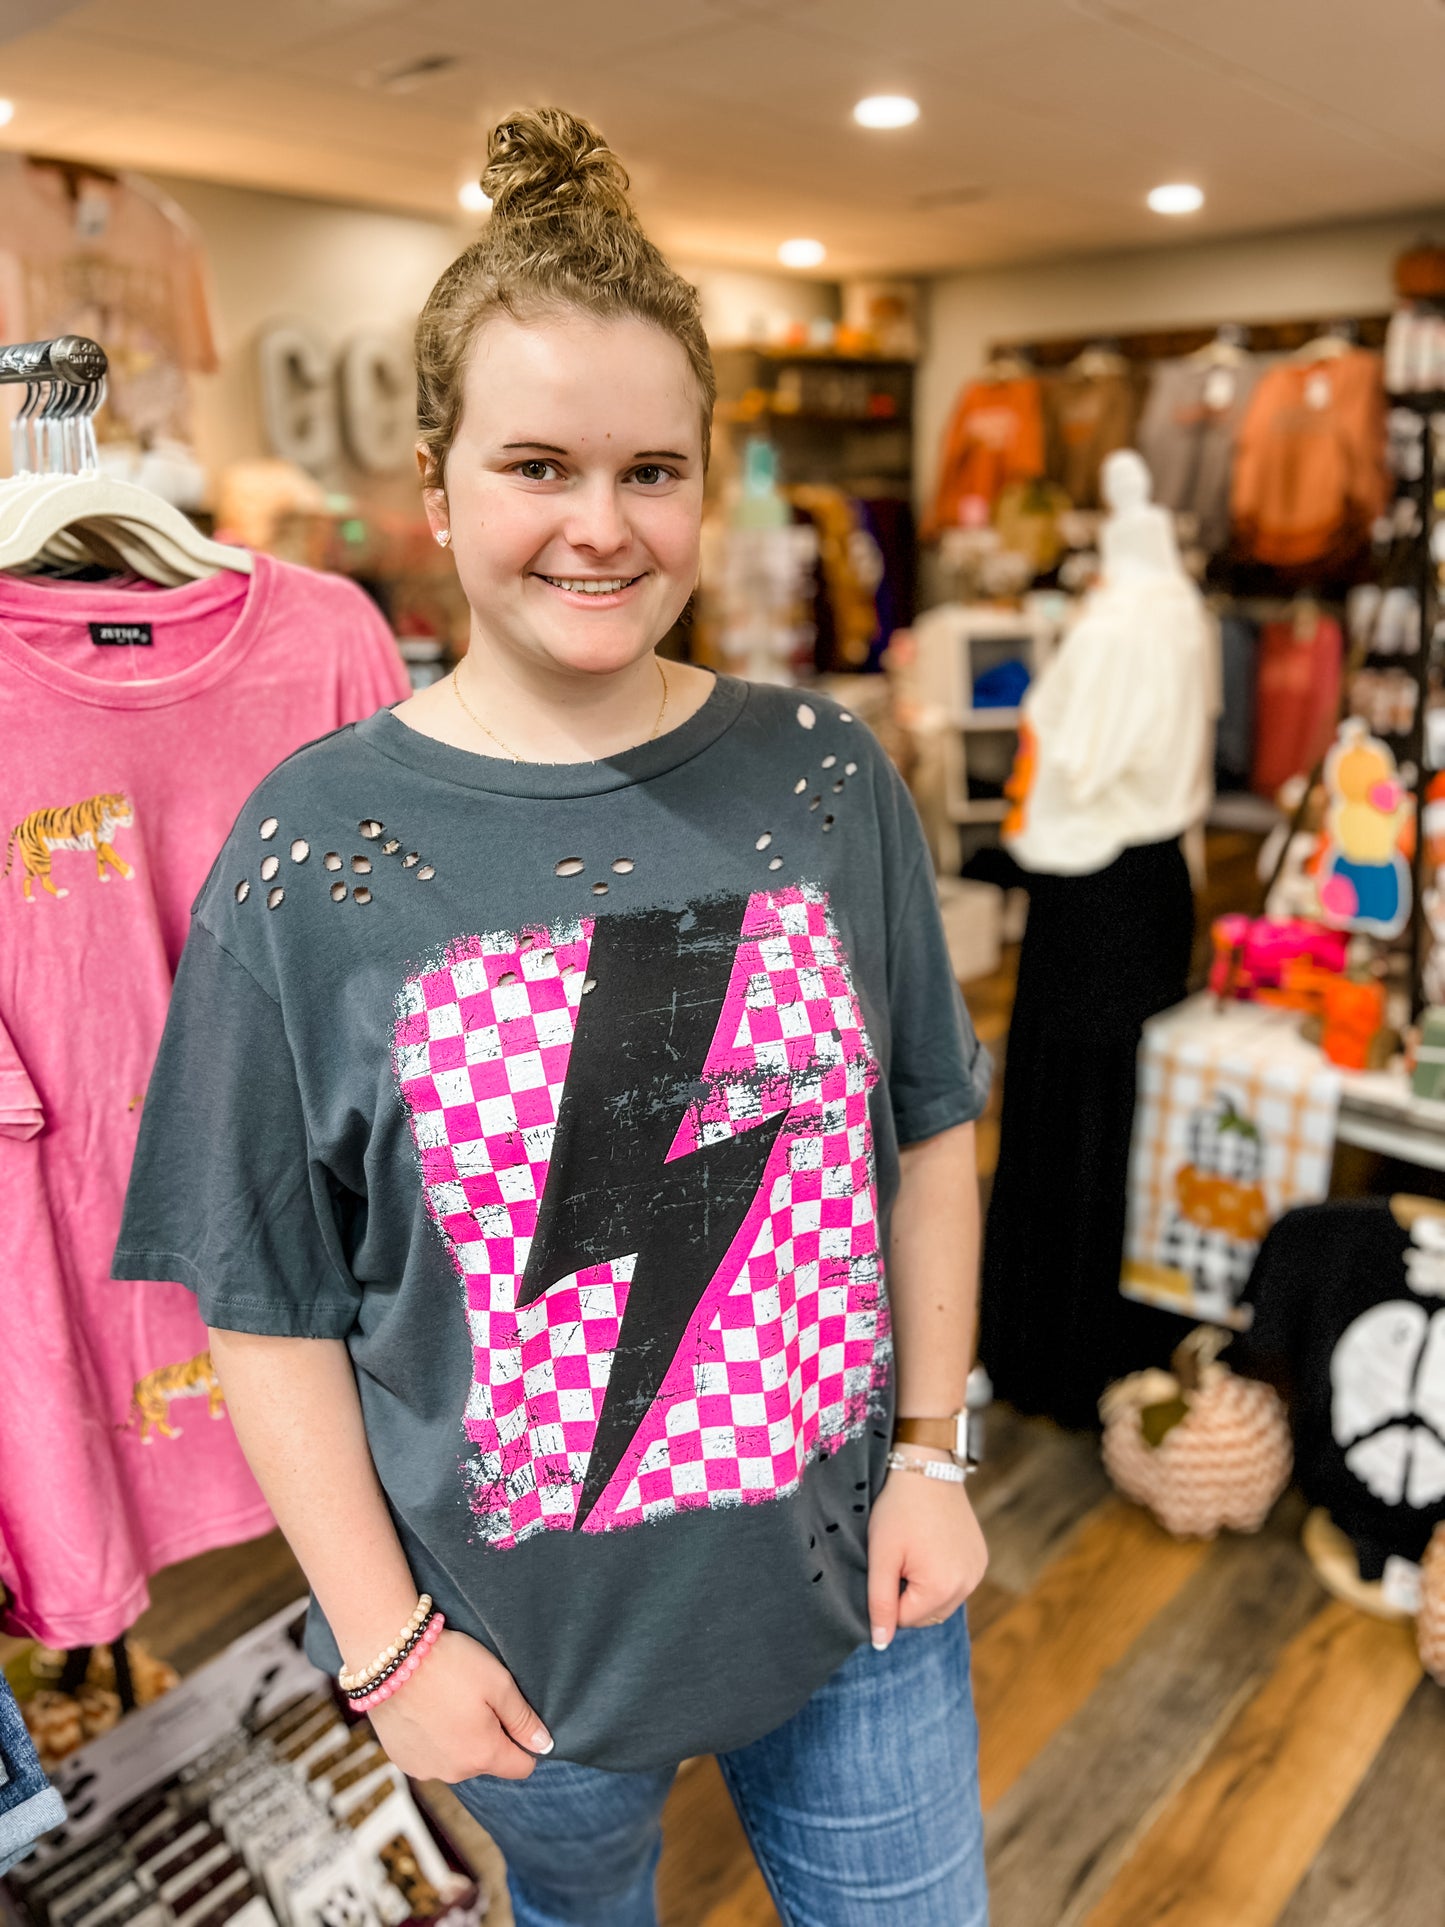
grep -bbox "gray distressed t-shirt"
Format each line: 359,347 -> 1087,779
114,674 -> 989,1771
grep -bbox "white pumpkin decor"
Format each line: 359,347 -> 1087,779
1418,1521 -> 1445,1686
1100,1327 -> 1292,1539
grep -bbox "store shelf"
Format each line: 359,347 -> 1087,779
1338,1069 -> 1445,1173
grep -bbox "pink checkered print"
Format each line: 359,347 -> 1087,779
393,886 -> 888,1549
392,918 -> 635,1547
588,885 -> 887,1531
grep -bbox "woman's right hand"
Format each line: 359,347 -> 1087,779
367,1628 -> 553,1782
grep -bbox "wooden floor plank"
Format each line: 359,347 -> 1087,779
659,1758 -> 766,1926
986,1502 -> 1323,1926
1081,1600 -> 1422,1927
132,1529 -> 305,1675
974,1497 -> 1209,1810
1273,1677 -> 1445,1927
969,1412 -> 1112,1596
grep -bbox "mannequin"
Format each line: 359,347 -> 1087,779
982,450 -> 1218,1427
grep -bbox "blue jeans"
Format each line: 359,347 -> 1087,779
452,1610 -> 986,1927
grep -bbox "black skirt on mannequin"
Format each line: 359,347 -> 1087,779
980,836 -> 1195,1429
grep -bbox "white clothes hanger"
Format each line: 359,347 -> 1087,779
0,336 -> 251,583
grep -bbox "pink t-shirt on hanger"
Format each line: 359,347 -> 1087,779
0,553 -> 410,1646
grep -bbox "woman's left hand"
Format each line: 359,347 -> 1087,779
866,1449 -> 988,1649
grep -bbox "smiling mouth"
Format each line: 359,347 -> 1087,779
537,574 -> 645,595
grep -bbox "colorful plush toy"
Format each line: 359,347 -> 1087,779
1316,719 -> 1414,939
1100,1327 -> 1293,1539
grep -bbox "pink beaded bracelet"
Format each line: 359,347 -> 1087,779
349,1612 -> 446,1711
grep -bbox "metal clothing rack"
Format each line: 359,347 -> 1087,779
0,334 -> 108,476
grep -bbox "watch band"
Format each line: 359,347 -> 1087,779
894,1415 -> 968,1459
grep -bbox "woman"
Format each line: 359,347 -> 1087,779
117,108 -> 992,1927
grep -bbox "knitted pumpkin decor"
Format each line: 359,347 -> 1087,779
1100,1327 -> 1292,1539
1419,1522 -> 1445,1686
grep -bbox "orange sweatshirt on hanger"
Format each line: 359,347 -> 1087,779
1231,350 -> 1387,570
923,377 -> 1046,537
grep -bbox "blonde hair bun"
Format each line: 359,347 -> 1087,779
483,106 -> 636,226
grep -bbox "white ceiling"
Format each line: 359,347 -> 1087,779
3,0 -> 1445,275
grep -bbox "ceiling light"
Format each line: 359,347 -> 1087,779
778,237 -> 826,269
458,180 -> 491,214
0,101 -> 14,128
853,95 -> 919,129
1147,182 -> 1204,216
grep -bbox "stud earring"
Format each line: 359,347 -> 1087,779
435,528 -> 451,548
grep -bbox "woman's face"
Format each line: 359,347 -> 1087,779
427,310 -> 705,680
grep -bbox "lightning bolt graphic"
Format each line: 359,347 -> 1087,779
518,895 -> 785,1526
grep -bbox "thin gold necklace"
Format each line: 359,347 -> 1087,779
451,658 -> 669,762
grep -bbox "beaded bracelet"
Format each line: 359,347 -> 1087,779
338,1594 -> 433,1693
343,1608 -> 436,1703
347,1613 -> 446,1712
885,1449 -> 972,1485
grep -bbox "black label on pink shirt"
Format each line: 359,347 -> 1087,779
89,622 -> 154,646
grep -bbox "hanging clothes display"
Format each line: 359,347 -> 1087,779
1045,356 -> 1140,510
1135,352 -> 1264,553
982,451 -> 1213,1426
1239,1200 -> 1445,1579
0,555 -> 409,1648
0,157 -> 218,448
1230,347 -> 1388,572
922,373 -> 1046,537
1251,605 -> 1344,797
992,477 -> 1073,579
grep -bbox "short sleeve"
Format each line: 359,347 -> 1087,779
112,921 -> 361,1338
0,1013 -> 42,1141
879,751 -> 992,1144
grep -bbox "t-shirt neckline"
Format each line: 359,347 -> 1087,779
357,670 -> 750,797
0,553 -> 274,710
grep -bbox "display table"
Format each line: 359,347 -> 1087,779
1337,1065 -> 1445,1173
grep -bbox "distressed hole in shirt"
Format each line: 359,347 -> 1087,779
353,886 -> 373,906
592,881 -> 608,896
825,1522 -> 839,1533
793,778 -> 808,795
833,780 -> 845,793
417,865 -> 436,881
266,886 -> 285,910
290,839 -> 310,863
359,819 -> 383,840
583,978 -> 598,994
323,852 -> 343,872
852,1503 -> 866,1513
330,882 -> 348,903
611,857 -> 635,874
855,1481 -> 867,1491
259,816 -> 278,840
809,1535 -> 816,1550
555,856 -> 585,877
872,1429 -> 886,1441
755,832 -> 773,850
768,856 -> 783,871
846,762 -> 858,776
381,838 -> 401,856
498,971 -> 518,985
822,755 -> 837,770
809,796 -> 821,811
797,702 -> 816,729
234,879 -> 250,904
403,852 -> 420,868
352,855 -> 372,875
840,711 -> 854,723
823,816 -> 835,831
812,1572 -> 823,1583
260,854 -> 280,882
